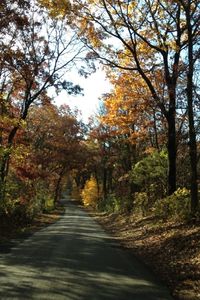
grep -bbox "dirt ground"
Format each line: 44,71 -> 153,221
91,211 -> 200,300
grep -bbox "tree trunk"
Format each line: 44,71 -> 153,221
186,1 -> 198,215
103,166 -> 107,199
188,101 -> 198,215
166,108 -> 177,195
54,168 -> 65,205
0,125 -> 19,201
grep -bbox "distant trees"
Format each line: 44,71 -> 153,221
1,100 -> 85,218
27,104 -> 85,205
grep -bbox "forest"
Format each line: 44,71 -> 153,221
0,0 -> 200,224
0,1 -> 200,298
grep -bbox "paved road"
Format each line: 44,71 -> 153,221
0,200 -> 173,299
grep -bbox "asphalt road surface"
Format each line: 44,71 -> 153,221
0,200 -> 173,299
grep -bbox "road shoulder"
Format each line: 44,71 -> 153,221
88,209 -> 200,300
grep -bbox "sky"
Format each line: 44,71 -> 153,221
53,68 -> 112,122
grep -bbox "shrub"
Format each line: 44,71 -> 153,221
131,150 -> 168,201
154,188 -> 190,220
0,196 -> 35,225
133,192 -> 149,216
42,197 -> 55,212
97,193 -> 133,213
98,193 -> 121,212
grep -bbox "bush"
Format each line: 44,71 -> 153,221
97,193 -> 133,213
133,192 -> 149,216
154,188 -> 190,220
32,184 -> 55,213
12,202 -> 35,224
42,197 -> 55,212
131,150 -> 168,202
0,196 -> 35,225
97,193 -> 121,212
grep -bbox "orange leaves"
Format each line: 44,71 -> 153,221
100,71 -> 152,144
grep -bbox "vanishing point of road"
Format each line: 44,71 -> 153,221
0,199 -> 173,299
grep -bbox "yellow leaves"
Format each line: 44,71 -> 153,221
12,144 -> 31,165
78,17 -> 103,48
84,22 -> 103,49
0,115 -> 27,135
81,176 -> 99,207
38,0 -> 71,18
0,145 -> 12,159
19,119 -> 27,129
0,116 -> 20,130
127,2 -> 136,16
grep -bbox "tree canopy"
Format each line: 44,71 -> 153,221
0,0 -> 199,222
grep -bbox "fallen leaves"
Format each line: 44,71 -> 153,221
93,211 -> 200,300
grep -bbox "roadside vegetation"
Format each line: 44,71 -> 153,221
0,1 -> 200,299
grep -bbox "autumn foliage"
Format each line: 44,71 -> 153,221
0,2 -> 199,299
0,0 -> 200,225
81,176 -> 99,207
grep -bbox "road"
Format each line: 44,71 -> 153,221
0,200 -> 173,299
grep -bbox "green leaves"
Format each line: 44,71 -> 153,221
131,150 -> 168,187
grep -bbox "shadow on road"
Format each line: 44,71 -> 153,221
0,200 -> 173,299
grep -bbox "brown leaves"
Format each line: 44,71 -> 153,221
95,211 -> 200,299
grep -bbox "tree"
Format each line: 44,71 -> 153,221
26,103 -> 85,204
131,149 -> 168,208
81,176 -> 99,207
71,0 -> 195,196
0,1 -> 84,202
101,71 -> 165,149
178,0 -> 200,215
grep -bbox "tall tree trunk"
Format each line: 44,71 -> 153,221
166,102 -> 177,195
0,125 -> 19,202
102,165 -> 107,199
135,54 -> 178,196
54,168 -> 65,205
186,1 -> 198,215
